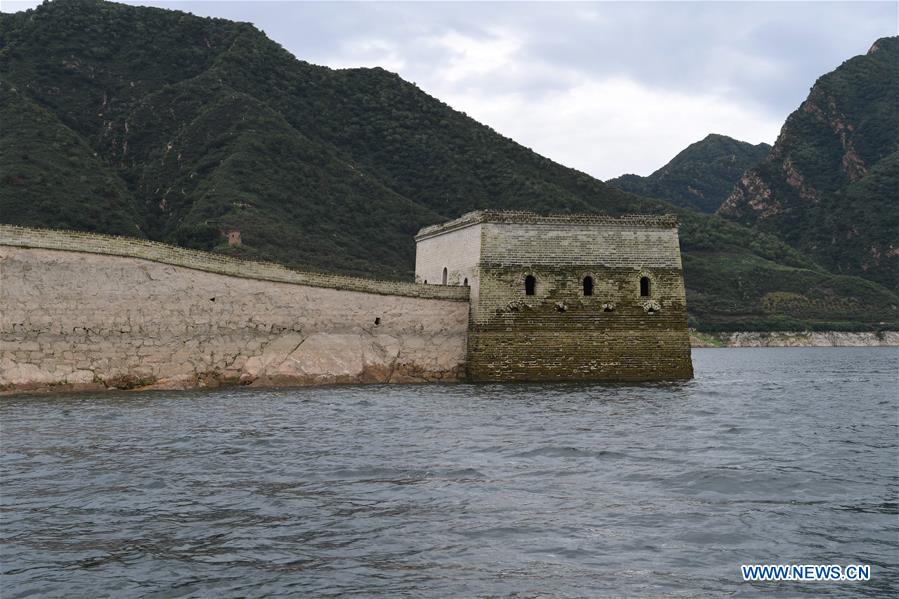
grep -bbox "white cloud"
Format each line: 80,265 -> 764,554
432,76 -> 781,180
430,28 -> 522,84
349,24 -> 783,179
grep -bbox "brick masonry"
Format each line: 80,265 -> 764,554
0,212 -> 693,393
416,211 -> 694,381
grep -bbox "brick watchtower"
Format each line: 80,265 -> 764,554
414,211 -> 693,381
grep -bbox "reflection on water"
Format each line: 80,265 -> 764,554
1,348 -> 897,597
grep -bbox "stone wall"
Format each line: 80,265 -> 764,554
0,229 -> 470,393
1,219 -> 694,392
415,210 -> 678,238
414,222 -> 481,289
478,222 -> 683,269
0,225 -> 469,301
468,221 -> 693,381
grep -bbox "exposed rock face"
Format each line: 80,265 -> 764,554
0,247 -> 469,393
719,36 -> 899,290
719,171 -> 778,218
690,331 -> 899,348
606,134 -> 771,214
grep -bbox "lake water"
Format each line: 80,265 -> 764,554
1,348 -> 897,597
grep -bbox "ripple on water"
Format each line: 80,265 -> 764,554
1,348 -> 897,597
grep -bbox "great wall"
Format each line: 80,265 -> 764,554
0,212 -> 697,393
0,225 -> 470,393
3,214 -> 893,395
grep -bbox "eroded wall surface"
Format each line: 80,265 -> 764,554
0,243 -> 469,393
468,222 -> 693,381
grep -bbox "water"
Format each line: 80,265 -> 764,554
1,348 -> 897,597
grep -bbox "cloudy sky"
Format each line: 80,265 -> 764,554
4,1 -> 896,179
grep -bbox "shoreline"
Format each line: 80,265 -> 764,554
690,331 -> 899,348
3,334 -> 896,396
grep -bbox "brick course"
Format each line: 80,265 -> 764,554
415,211 -> 693,381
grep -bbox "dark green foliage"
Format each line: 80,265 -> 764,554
797,151 -> 899,285
0,80 -> 142,235
173,222 -> 219,250
607,134 -> 771,213
682,250 -> 898,332
1,0 -> 896,330
720,37 -> 899,291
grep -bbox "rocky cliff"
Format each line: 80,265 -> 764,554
607,134 -> 771,213
719,37 -> 899,290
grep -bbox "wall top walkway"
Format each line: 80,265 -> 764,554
415,210 -> 679,241
0,225 -> 470,301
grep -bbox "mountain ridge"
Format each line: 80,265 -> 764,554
606,134 -> 771,213
1,0 -> 896,331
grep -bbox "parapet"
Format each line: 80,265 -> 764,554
415,210 -> 679,241
0,225 -> 470,301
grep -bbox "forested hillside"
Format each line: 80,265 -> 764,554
719,37 -> 899,291
607,134 -> 771,213
1,0 -> 896,331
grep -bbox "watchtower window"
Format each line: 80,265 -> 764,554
640,276 -> 651,297
583,276 -> 594,296
463,278 -> 468,286
442,267 -> 448,285
525,275 -> 536,296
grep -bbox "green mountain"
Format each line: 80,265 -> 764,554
719,37 -> 899,291
607,134 -> 771,213
1,0 -> 897,331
